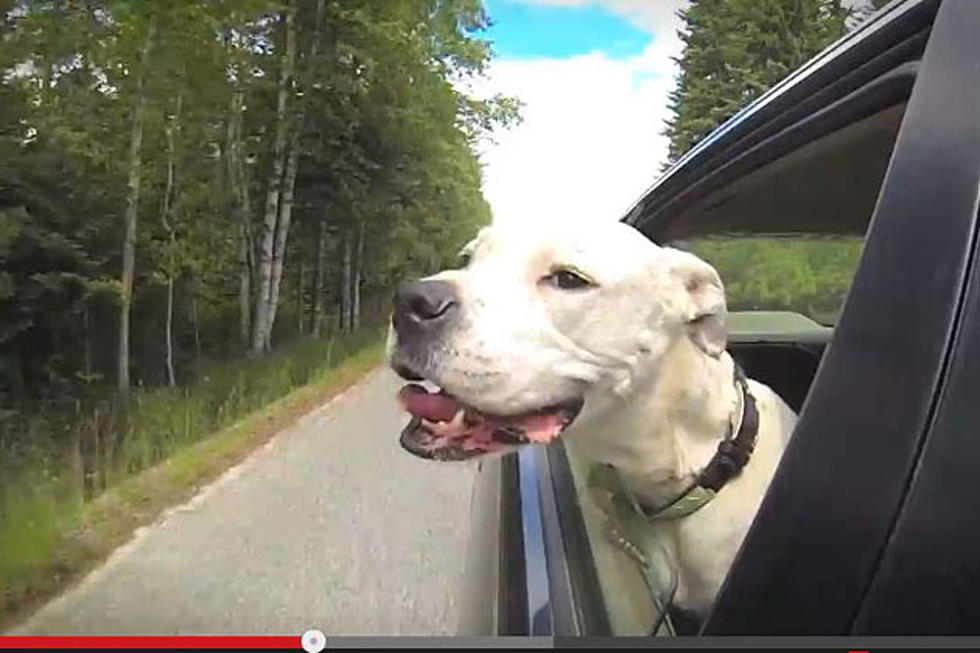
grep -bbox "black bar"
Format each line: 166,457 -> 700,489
499,453 -> 530,635
703,0 -> 980,634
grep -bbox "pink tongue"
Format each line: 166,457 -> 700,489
398,384 -> 568,445
398,385 -> 460,422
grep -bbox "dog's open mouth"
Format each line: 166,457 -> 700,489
397,383 -> 583,461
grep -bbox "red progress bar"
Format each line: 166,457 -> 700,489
0,636 -> 301,649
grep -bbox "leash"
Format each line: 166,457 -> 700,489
587,462 -> 680,635
585,362 -> 760,635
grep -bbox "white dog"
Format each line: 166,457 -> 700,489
387,220 -> 797,623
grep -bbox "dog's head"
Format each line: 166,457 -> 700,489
387,221 -> 727,461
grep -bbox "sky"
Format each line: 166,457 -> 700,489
471,0 -> 878,230
471,0 -> 690,230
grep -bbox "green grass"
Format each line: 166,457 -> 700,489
0,329 -> 384,631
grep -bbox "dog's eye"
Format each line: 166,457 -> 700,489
544,268 -> 594,290
457,252 -> 472,268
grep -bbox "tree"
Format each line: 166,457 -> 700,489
117,9 -> 156,399
159,86 -> 181,387
250,5 -> 296,357
0,0 -> 518,403
663,0 -> 852,164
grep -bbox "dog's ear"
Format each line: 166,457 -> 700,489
663,248 -> 728,358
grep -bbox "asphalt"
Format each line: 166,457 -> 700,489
13,369 -> 480,636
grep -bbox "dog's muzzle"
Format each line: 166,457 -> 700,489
388,278 -> 585,461
391,280 -> 460,349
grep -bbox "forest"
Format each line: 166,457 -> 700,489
0,0 -> 516,615
1,0 -> 518,405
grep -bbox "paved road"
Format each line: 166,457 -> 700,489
14,369 -> 479,636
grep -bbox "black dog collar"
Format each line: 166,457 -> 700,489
636,362 -> 760,519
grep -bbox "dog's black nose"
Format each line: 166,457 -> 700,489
393,280 -> 459,338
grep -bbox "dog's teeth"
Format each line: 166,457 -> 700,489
445,409 -> 466,434
422,410 -> 466,438
422,419 -> 452,439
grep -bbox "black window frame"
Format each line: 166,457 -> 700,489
700,0 -> 980,634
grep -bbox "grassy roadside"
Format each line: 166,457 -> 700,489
1,337 -> 384,633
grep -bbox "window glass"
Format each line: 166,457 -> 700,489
676,234 -> 864,325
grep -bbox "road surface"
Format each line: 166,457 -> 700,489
14,369 -> 479,636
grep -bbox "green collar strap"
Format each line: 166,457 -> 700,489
588,463 -> 718,522
587,363 -> 759,522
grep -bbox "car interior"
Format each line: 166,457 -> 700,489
661,102 -> 908,415
724,312 -> 831,413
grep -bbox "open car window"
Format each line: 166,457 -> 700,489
678,235 -> 863,327
558,100 -> 909,635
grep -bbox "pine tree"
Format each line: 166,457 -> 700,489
663,0 -> 852,164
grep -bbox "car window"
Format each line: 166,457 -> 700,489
675,234 -> 864,326
559,102 -> 907,635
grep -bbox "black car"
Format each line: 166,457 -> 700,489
457,0 -> 980,637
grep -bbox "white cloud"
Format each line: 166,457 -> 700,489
472,3 -> 687,229
508,0 -> 688,34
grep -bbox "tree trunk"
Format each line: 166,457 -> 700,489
161,89 -> 181,388
311,216 -> 327,337
164,279 -> 175,385
352,218 -> 364,330
117,19 -> 155,399
238,224 -> 252,345
258,0 -> 327,350
264,140 -> 299,351
67,419 -> 83,509
262,0 -> 321,351
83,308 -> 92,378
227,83 -> 253,347
297,259 -> 305,335
251,5 -> 296,356
340,227 -> 352,334
191,292 -> 201,359
89,408 -> 101,497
